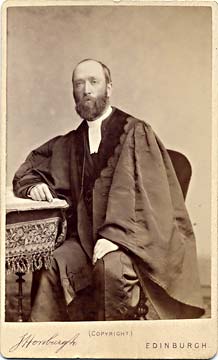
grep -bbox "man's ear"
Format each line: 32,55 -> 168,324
106,82 -> 112,97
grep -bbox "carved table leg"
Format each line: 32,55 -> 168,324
15,272 -> 25,322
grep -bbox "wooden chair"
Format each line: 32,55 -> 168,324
167,150 -> 192,200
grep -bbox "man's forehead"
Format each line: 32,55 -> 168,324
74,60 -> 105,79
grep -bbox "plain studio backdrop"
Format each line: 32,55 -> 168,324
6,5 -> 212,288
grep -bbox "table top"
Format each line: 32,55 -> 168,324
6,188 -> 69,213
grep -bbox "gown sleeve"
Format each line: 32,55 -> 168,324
13,136 -> 60,198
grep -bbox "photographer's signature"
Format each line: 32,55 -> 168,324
9,332 -> 80,353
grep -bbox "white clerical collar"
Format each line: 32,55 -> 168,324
86,106 -> 113,128
86,106 -> 113,154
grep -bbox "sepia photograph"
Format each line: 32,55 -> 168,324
1,1 -> 217,359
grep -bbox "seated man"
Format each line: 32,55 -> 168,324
13,58 -> 204,321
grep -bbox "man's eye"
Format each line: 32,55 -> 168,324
91,79 -> 97,84
75,81 -> 83,87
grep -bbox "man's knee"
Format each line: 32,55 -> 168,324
54,238 -> 89,271
103,251 -> 123,283
93,251 -> 120,281
94,250 -> 136,285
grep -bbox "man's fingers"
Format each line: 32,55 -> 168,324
93,250 -> 109,265
92,255 -> 97,265
93,239 -> 119,265
92,248 -> 101,265
92,248 -> 108,265
92,248 -> 98,265
30,187 -> 41,201
42,184 -> 53,202
37,186 -> 46,201
94,238 -> 105,252
29,183 -> 53,202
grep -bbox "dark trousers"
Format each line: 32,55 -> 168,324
30,240 -> 140,321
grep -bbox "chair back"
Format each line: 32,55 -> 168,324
167,150 -> 192,200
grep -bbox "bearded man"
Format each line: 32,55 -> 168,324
13,59 -> 204,321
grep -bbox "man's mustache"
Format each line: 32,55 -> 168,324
83,95 -> 95,101
76,95 -> 95,104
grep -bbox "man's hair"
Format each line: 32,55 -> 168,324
72,58 -> 112,84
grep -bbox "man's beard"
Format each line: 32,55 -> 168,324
74,91 -> 108,121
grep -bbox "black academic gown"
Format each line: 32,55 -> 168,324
13,108 -> 205,319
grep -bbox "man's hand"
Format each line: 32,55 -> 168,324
93,238 -> 119,265
29,183 -> 53,202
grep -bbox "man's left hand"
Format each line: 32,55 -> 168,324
93,238 -> 119,265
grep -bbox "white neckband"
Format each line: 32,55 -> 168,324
86,106 -> 112,128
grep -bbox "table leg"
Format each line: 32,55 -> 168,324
15,272 -> 25,322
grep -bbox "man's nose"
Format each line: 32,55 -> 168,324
84,81 -> 92,95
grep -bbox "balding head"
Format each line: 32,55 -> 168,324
72,58 -> 112,85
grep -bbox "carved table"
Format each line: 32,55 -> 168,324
6,188 -> 69,321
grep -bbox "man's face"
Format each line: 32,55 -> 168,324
73,60 -> 112,121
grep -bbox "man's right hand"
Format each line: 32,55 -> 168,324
29,183 -> 53,202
